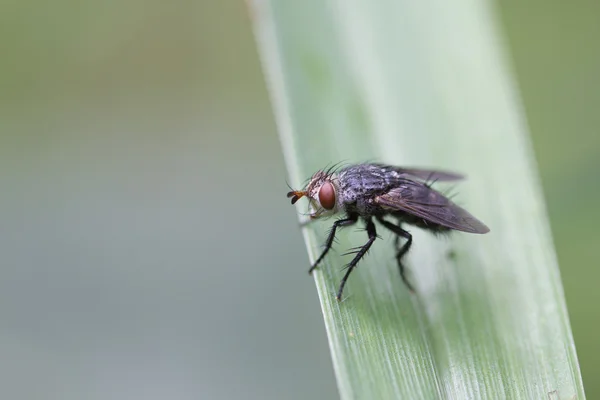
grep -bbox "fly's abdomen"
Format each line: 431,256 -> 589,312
393,211 -> 452,234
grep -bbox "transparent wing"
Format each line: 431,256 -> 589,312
374,180 -> 490,234
373,164 -> 464,182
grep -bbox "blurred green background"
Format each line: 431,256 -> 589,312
0,1 -> 597,399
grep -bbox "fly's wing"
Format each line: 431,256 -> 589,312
374,180 -> 490,234
373,164 -> 464,182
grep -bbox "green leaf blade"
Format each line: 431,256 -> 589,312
251,0 -> 585,398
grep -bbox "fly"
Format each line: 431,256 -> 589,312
287,163 -> 490,300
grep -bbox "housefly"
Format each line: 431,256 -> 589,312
287,163 -> 490,300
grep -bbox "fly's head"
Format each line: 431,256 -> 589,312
287,170 -> 342,219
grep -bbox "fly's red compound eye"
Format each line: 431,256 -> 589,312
318,182 -> 336,210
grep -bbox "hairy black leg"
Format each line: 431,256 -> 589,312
377,217 -> 414,292
336,218 -> 377,300
309,213 -> 358,275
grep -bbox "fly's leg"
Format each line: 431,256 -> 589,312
377,217 -> 415,292
336,218 -> 377,300
309,213 -> 358,275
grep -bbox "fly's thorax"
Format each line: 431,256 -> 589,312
337,165 -> 389,204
